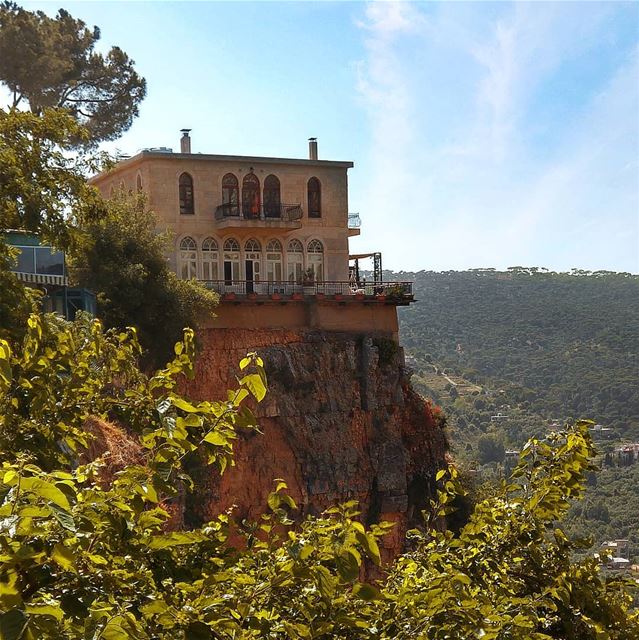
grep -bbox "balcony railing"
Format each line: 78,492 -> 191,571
215,202 -> 304,222
201,280 -> 413,298
348,213 -> 361,228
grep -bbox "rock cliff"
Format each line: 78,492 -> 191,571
183,328 -> 448,560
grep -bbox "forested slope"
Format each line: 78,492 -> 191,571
393,268 -> 639,559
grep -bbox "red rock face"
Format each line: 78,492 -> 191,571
183,328 -> 448,560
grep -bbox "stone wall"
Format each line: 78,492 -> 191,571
183,327 -> 448,560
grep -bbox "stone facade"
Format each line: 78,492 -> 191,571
90,138 -> 356,283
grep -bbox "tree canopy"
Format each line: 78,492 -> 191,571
68,191 -> 219,366
0,108 -> 100,246
0,1 -> 146,143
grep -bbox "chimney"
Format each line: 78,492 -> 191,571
180,129 -> 192,154
308,137 -> 318,160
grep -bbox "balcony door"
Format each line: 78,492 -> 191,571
223,238 -> 240,291
242,173 -> 260,219
244,239 -> 261,293
263,175 -> 281,219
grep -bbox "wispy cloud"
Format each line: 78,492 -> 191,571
353,2 -> 638,273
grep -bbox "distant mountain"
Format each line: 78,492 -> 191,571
392,267 -> 639,559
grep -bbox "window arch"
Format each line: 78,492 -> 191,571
223,238 -> 240,252
307,239 -> 324,281
307,177 -> 321,218
244,238 -> 261,253
266,239 -> 283,282
287,239 -> 304,283
178,236 -> 197,279
201,237 -> 219,281
263,174 -> 281,218
222,173 -> 239,216
203,237 -> 218,251
136,174 -> 143,192
179,172 -> 194,214
242,173 -> 260,218
223,238 -> 240,285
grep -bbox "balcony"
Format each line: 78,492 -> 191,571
215,203 -> 303,230
201,280 -> 413,304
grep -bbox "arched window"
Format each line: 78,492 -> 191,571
307,177 -> 321,218
307,239 -> 324,281
222,173 -> 239,216
266,239 -> 283,282
263,175 -> 281,219
287,239 -> 304,283
201,237 -> 219,281
223,238 -> 240,285
223,238 -> 240,252
245,238 -> 261,253
179,172 -> 194,214
179,236 -> 198,280
242,173 -> 260,218
136,174 -> 143,192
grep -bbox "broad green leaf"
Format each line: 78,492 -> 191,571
51,544 -> 75,571
353,583 -> 383,601
203,431 -> 228,446
0,608 -> 27,640
239,373 -> 266,402
24,604 -> 62,622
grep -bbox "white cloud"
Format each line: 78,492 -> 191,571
352,2 -> 639,273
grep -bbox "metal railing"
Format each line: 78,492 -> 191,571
348,213 -> 361,228
201,280 -> 413,298
215,203 -> 304,222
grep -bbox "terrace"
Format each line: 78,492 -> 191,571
201,279 -> 414,305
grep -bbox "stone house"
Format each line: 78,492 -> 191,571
90,132 -> 412,337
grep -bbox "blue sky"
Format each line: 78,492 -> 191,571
23,1 -> 639,273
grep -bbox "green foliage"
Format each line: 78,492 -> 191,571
0,243 -> 37,343
375,425 -> 639,640
399,269 -> 639,443
0,2 -> 146,143
372,337 -> 398,368
0,107 -> 101,247
0,313 -> 636,638
398,268 -> 639,562
477,433 -> 506,464
68,191 -> 219,366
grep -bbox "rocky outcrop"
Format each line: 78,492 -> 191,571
184,328 -> 448,560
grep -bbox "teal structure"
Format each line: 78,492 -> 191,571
3,230 -> 96,320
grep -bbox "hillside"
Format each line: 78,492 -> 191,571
392,268 -> 639,558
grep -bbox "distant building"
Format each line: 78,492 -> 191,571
590,424 -> 615,440
600,540 -> 632,571
3,230 -> 95,320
